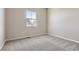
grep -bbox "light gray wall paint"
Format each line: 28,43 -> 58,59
0,8 -> 5,49
48,8 -> 79,42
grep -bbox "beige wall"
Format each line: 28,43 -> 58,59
48,8 -> 79,42
6,8 -> 47,40
0,8 -> 5,49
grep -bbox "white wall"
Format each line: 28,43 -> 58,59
0,8 -> 5,49
48,8 -> 79,42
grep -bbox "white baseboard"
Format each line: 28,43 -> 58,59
48,33 -> 79,44
6,35 -> 29,41
6,33 -> 48,41
0,40 -> 5,50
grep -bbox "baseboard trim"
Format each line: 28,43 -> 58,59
6,33 -> 48,42
0,40 -> 5,50
48,33 -> 79,44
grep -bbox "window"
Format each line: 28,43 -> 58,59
26,10 -> 37,27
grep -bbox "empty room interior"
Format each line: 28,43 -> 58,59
1,8 -> 79,51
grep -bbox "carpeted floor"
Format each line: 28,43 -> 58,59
1,35 -> 79,51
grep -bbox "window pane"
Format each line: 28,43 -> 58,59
26,19 -> 37,27
32,12 -> 36,19
26,10 -> 37,27
26,10 -> 32,18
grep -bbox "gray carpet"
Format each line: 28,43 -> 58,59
1,35 -> 79,51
